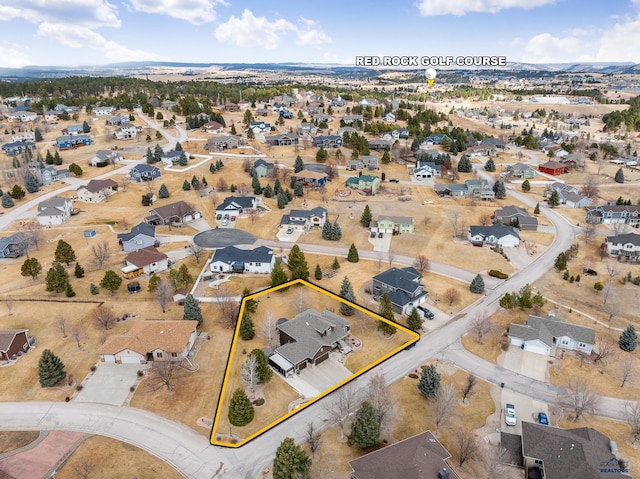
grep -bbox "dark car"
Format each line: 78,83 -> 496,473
418,306 -> 435,319
538,412 -> 549,425
389,178 -> 399,183
378,232 -> 383,238
370,231 -> 376,238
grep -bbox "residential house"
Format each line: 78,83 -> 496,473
124,246 -> 169,275
54,104 -> 78,114
341,114 -> 363,125
368,139 -> 392,151
207,135 -> 240,150
35,166 -> 69,186
11,132 -> 35,142
268,309 -> 351,377
508,313 -> 595,356
159,150 -> 183,166
93,106 -> 115,116
434,179 -> 494,200
56,134 -> 91,150
0,233 -> 27,258
36,196 -> 73,226
383,112 -> 396,123
424,133 -> 451,146
297,122 -> 318,135
216,196 -> 261,216
360,98 -> 379,107
264,133 -> 298,146
160,100 -> 177,111
520,422 -> 628,479
392,128 -> 409,139
224,103 -> 240,112
1,141 -> 35,156
546,182 -> 591,208
113,125 -> 139,140
371,216 -> 415,234
108,116 -> 130,126
482,137 -> 505,150
413,161 -> 441,179
253,159 -> 274,178
90,150 -> 123,166
415,149 -> 441,161
605,232 -> 640,262
466,144 -> 496,157
129,164 -> 161,183
118,222 -> 157,252
468,223 -> 521,247
538,160 -> 568,176
313,114 -> 333,124
330,96 -> 345,107
337,126 -> 358,136
209,245 -> 275,274
255,108 -> 269,117
279,207 -> 327,231
494,205 -> 538,231
0,329 -> 32,361
99,320 -> 198,364
7,111 -> 38,122
145,201 -> 201,226
247,121 -> 271,135
291,170 -> 328,188
349,431 -> 460,479
346,174 -> 381,195
313,135 -> 343,149
507,163 -> 536,179
201,121 -> 224,134
62,124 -> 85,136
348,155 -> 378,171
76,179 -> 118,203
372,266 -> 427,315
43,110 -> 61,123
586,204 -> 640,227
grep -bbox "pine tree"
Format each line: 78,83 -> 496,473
38,349 -> 67,387
331,257 -> 340,270
277,190 -> 287,209
148,274 -> 160,292
250,349 -> 273,383
89,283 -> 99,295
469,274 -> 485,294
274,178 -> 282,195
179,151 -> 188,166
521,179 -> 531,192
182,179 -> 191,191
209,162 -> 216,174
239,311 -> 255,340
175,141 -> 183,151
263,184 -> 273,198
406,307 -> 424,331
615,168 -> 625,184
1,194 -> 13,208
534,202 -> 541,215
34,128 -> 43,142
294,155 -> 304,173
381,150 -> 391,164
24,171 -> 39,193
183,293 -> 203,327
21,257 -> 42,280
548,190 -> 560,207
360,204 -> 372,227
378,293 -> 397,335
158,184 -> 170,198
10,184 -> 25,200
68,163 -> 82,176
65,282 -> 76,297
619,325 -> 638,352
330,221 -> 342,240
53,151 -> 62,165
146,147 -> 155,164
242,287 -> 258,314
153,144 -> 163,163
74,262 -> 85,278
141,194 -> 152,206
272,437 -> 311,479
484,158 -> 496,171
288,245 -> 309,280
270,262 -> 289,288
228,388 -> 254,427
190,176 -> 200,190
321,220 -> 332,240
347,243 -> 359,263
294,182 -> 304,197
314,264 -> 323,280
230,123 -> 237,135
457,155 -> 472,172
252,174 -> 262,195
54,240 -> 76,266
418,364 -> 441,398
350,401 -> 380,449
201,176 -> 208,187
493,180 -> 506,198
99,270 -> 122,295
339,276 -> 356,316
45,263 -> 68,294
45,149 -> 55,165
554,252 -> 567,272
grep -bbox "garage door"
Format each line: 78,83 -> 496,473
502,241 -> 518,248
314,352 -> 329,365
102,355 -> 116,363
119,355 -> 142,364
524,343 -> 550,356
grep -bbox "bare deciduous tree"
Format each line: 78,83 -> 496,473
93,305 -> 117,330
461,374 -> 477,403
216,177 -> 228,191
449,208 -> 462,238
236,183 -> 250,196
364,372 -> 393,432
609,222 -> 630,236
412,254 -> 430,273
620,356 -> 636,388
625,401 -> 640,443
119,175 -> 130,192
468,311 -> 493,345
21,220 -> 44,253
387,251 -> 396,266
189,243 -> 205,264
432,382 -> 457,434
443,288 -> 461,307
73,459 -> 95,479
560,378 -> 601,421
280,167 -> 291,185
479,213 -> 492,226
580,175 -> 600,199
593,336 -> 616,366
56,316 -> 67,338
581,222 -> 598,245
151,361 -> 183,392
214,283 -> 240,328
155,279 -> 173,313
246,208 -> 260,224
453,428 -> 479,466
241,354 -> 259,394
325,385 -> 358,440
72,326 -> 84,349
305,422 -> 322,459
262,311 -> 276,351
90,241 -> 112,270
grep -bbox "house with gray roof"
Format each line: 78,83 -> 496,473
341,115 -> 363,125
494,205 -> 538,231
372,266 -> 427,315
313,135 -> 342,149
253,159 -> 274,178
0,233 -> 27,258
209,245 -> 275,274
216,196 -> 261,216
468,223 -> 521,247
129,164 -> 161,183
207,135 -> 240,150
586,204 -> 640,227
269,309 -> 351,377
264,133 -> 298,146
546,182 -> 591,208
435,179 -> 494,200
605,232 -> 640,262
36,196 -> 72,226
368,139 -> 392,151
2,141 -> 35,157
508,313 -> 595,356
348,155 -> 378,171
90,150 -> 123,166
279,207 -> 327,231
35,166 -> 69,186
413,161 -> 441,179
118,222 -> 157,252
159,150 -> 183,166
507,162 -> 536,179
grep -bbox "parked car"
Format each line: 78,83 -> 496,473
216,214 -> 222,220
230,216 -> 237,221
286,227 -> 294,234
389,178 -> 399,183
370,231 -> 376,238
336,339 -> 352,354
505,404 -> 517,426
538,412 -> 549,425
417,306 -> 435,319
378,232 -> 384,238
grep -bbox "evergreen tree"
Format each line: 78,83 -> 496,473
179,151 -> 188,166
548,190 -> 560,207
418,364 -> 441,398
347,243 -> 359,263
230,123 -> 237,135
153,144 -> 163,163
293,155 -> 304,173
99,270 -> 122,295
339,276 -> 356,316
457,155 -> 472,172
288,244 -> 309,280
65,282 -> 76,297
242,287 -> 258,314
330,221 -> 342,240
21,257 -> 42,280
250,349 -> 273,383
183,293 -> 203,327
209,162 -> 216,174
201,176 -> 207,187
469,274 -> 485,294
378,292 -> 397,335
321,220 -> 332,240
89,283 -> 99,295
406,307 -> 424,331
619,325 -> 638,352
247,128 -> 255,139
277,190 -> 288,209
270,262 -> 289,288
141,194 -> 152,206
74,262 -> 85,278
360,204 -> 372,227
493,180 -> 506,199
484,158 -> 496,171
34,128 -> 43,142
239,311 -> 255,340
146,147 -> 155,164
350,401 -> 380,449
82,120 -> 91,133
274,178 -> 282,195
148,274 -> 161,292
521,179 -> 531,192
158,183 -> 170,198
45,262 -> 68,293
182,179 -> 191,191
190,176 -> 200,190
24,171 -> 39,193
38,349 -> 67,387
68,163 -> 82,176
53,151 -> 62,165
272,437 -> 311,479
314,264 -> 323,280
175,141 -> 183,151
615,168 -> 625,184
252,174 -> 262,195
554,252 -> 567,272
294,181 -> 304,197
217,159 -> 224,169
10,184 -> 25,200
228,388 -> 254,427
534,202 -> 541,215
45,149 -> 55,165
263,184 -> 273,198
381,150 -> 391,164
331,257 -> 340,270
316,147 -> 328,162
54,240 -> 76,266
1,194 -> 13,208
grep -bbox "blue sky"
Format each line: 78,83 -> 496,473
0,0 -> 639,68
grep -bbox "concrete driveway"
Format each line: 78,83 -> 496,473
503,346 -> 549,381
282,353 -> 353,398
501,389 -> 549,436
369,233 -> 392,252
75,363 -> 143,405
276,228 -> 303,242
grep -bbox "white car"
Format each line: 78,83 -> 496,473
337,339 -> 352,355
626,160 -> 638,166
505,403 -> 517,426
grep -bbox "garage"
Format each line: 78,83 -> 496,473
314,352 -> 330,365
119,355 -> 143,364
523,341 -> 551,356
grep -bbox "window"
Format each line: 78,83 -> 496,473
255,262 -> 261,267
171,352 -> 178,358
156,352 -> 163,358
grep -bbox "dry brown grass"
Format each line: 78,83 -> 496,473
0,431 -> 39,454
54,435 -> 182,479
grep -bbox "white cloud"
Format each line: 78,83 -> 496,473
0,45 -> 32,67
416,0 -> 556,16
568,27 -> 592,36
523,33 -> 582,62
215,9 -> 330,49
0,0 -> 120,28
595,15 -> 640,62
127,0 -> 227,25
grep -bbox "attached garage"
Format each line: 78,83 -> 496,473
314,351 -> 330,365
521,340 -> 551,356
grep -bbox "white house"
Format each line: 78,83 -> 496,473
209,246 -> 275,274
11,132 -> 35,142
113,125 -> 139,140
124,246 -> 169,274
508,314 -> 595,356
93,106 -> 116,116
90,150 -> 123,166
605,232 -> 640,261
413,161 -> 441,179
468,224 -> 520,247
383,112 -> 396,123
76,179 -> 118,203
7,111 -> 38,122
36,196 -> 72,226
279,207 -> 327,231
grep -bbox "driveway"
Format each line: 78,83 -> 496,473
501,389 -> 549,436
75,363 -> 143,405
282,353 -> 353,398
276,228 -> 303,242
193,228 -> 256,248
369,233 -> 392,252
502,346 -> 549,381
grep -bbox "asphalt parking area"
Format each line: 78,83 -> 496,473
193,228 -> 257,249
75,363 -> 142,405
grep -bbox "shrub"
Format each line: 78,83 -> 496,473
130,386 -> 136,392
76,384 -> 84,391
488,269 -> 509,279
137,370 -> 144,377
594,282 -> 604,291
90,365 -> 97,372
252,398 -> 265,406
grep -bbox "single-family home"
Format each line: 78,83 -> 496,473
424,133 -> 451,146
383,112 -> 396,123
330,96 -> 346,107
253,159 -> 274,178
586,205 -> 640,227
76,179 -> 118,203
341,115 -> 363,125
160,100 -> 177,111
2,141 -> 36,156
99,320 -> 198,364
508,313 -> 595,356
36,196 -> 73,226
346,175 -> 382,195
546,182 -> 591,208
291,170 -> 328,188
209,245 -> 275,274
538,160 -> 568,176
264,133 -> 298,146
372,266 -> 427,315
268,309 -> 351,377
507,163 -> 536,179
7,111 -> 38,122
493,205 -> 538,231
159,150 -> 183,166
313,135 -> 343,149
93,106 -> 115,116
200,121 -> 224,134
90,150 -> 123,166
371,216 -> 415,234
247,121 -> 271,135
468,223 -> 521,247
413,161 -> 441,179
482,137 -> 505,150
0,329 -> 33,361
56,134 -> 91,150
113,125 -> 139,140
108,116 -> 130,126
466,144 -> 496,157
207,135 -> 240,150
415,149 -> 442,161
216,196 -> 261,216
11,132 -> 35,142
145,201 -> 201,226
129,164 -> 161,183
605,232 -> 640,262
224,103 -> 240,112
34,166 -> 69,186
349,431 -> 460,479
0,233 -> 27,258
434,179 -> 494,200
62,124 -> 85,136
44,110 -> 61,123
368,139 -> 393,151
360,98 -> 379,107
312,114 -> 333,125
124,246 -> 169,275
118,222 -> 157,252
279,207 -> 327,231
297,123 -> 318,135
54,104 -> 78,114
348,155 -> 378,171
255,108 -> 269,117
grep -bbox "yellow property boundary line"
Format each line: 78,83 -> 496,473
209,278 -> 420,448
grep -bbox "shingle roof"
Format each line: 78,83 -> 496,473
148,201 -> 197,221
606,232 -> 640,247
469,223 -> 521,240
217,196 -> 256,211
378,215 -> 413,225
0,329 -> 28,353
117,223 -> 156,242
373,267 -> 423,296
0,233 -> 26,251
210,245 -> 273,265
99,320 -> 198,356
78,179 -> 117,193
292,169 -> 327,180
509,314 -> 595,348
38,196 -> 70,211
125,246 -> 168,268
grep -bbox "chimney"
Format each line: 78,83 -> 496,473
438,468 -> 449,479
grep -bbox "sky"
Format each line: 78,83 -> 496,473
1,0 -> 640,68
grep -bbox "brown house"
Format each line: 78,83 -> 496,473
0,329 -> 32,361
